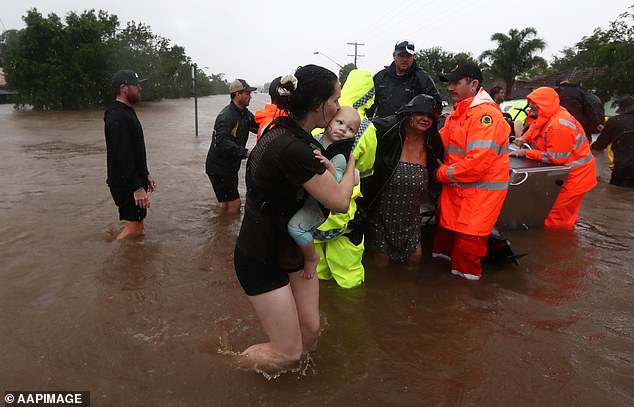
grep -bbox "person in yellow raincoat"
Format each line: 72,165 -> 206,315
315,69 -> 377,288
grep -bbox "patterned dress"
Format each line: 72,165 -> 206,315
366,162 -> 428,261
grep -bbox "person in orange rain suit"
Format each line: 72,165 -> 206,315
254,76 -> 287,142
432,62 -> 510,281
511,86 -> 596,229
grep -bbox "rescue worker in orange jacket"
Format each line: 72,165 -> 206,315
511,86 -> 597,229
432,62 -> 510,281
254,76 -> 287,142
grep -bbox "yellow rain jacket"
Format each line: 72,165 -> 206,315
315,69 -> 377,288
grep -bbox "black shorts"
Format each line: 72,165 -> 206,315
208,173 -> 239,202
234,246 -> 302,296
109,186 -> 146,222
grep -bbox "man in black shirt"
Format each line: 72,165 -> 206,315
104,70 -> 156,240
205,79 -> 258,214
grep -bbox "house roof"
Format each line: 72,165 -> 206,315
510,68 -> 600,98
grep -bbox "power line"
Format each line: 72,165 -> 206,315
327,0 -> 420,59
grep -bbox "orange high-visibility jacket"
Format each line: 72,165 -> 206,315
436,88 -> 510,236
523,87 -> 597,194
254,103 -> 286,142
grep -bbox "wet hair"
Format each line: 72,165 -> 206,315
268,76 -> 283,104
490,86 -> 503,97
275,64 -> 338,120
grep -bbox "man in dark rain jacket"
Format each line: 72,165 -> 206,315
206,79 -> 258,214
372,40 -> 442,118
591,95 -> 634,187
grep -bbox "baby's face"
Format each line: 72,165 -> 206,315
325,107 -> 360,143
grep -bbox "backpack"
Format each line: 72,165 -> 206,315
583,91 -> 605,131
556,84 -> 604,136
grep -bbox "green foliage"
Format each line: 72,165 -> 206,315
339,63 -> 357,87
479,27 -> 547,98
0,29 -> 20,67
193,70 -> 228,96
551,5 -> 634,101
6,10 -> 65,109
415,47 -> 476,101
1,8 -> 225,110
416,46 -> 475,77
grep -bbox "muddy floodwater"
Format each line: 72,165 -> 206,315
0,94 -> 632,406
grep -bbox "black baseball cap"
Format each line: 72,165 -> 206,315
394,40 -> 415,55
112,70 -> 148,88
439,62 -> 483,82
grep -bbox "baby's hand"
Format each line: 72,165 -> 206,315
314,150 -> 335,175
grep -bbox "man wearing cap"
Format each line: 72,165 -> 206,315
432,62 -> 510,281
104,69 -> 156,240
372,40 -> 442,118
591,95 -> 634,187
205,79 -> 258,214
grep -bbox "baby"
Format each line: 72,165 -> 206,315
287,106 -> 361,279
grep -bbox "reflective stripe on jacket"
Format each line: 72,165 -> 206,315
524,87 -> 597,194
436,88 -> 510,236
205,102 -> 256,176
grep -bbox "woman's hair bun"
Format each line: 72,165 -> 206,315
278,74 -> 298,96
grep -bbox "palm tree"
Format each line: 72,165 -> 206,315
479,27 -> 547,98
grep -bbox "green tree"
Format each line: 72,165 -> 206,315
4,8 -> 118,109
111,21 -> 167,101
191,67 -> 225,97
204,73 -> 229,95
479,27 -> 547,98
5,9 -> 66,109
416,46 -> 475,77
551,5 -> 634,101
61,10 -> 119,107
0,29 -> 20,67
3,8 -> 232,109
156,45 -> 192,99
339,63 -> 357,86
416,47 -> 476,101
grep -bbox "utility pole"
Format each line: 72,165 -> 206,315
347,42 -> 365,67
192,64 -> 198,137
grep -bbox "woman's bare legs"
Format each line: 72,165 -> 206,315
288,270 -> 320,351
372,251 -> 390,268
240,272 -> 319,372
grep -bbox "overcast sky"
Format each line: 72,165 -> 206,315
2,1 -> 632,86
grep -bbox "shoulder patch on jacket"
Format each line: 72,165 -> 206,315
480,115 -> 493,126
